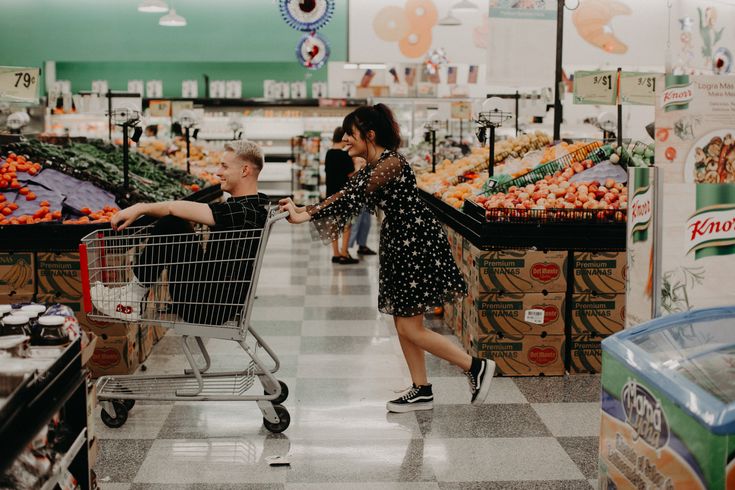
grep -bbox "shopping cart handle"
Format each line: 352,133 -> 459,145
272,211 -> 290,222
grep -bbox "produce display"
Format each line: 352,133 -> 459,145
137,139 -> 221,186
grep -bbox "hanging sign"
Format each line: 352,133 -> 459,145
620,72 -> 658,106
573,70 -> 617,105
279,0 -> 334,31
451,101 -> 472,120
0,66 -> 40,103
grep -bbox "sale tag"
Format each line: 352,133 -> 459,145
573,70 -> 617,105
620,72 -> 657,105
524,309 -> 545,325
0,66 -> 40,103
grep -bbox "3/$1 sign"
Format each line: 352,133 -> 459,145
0,66 -> 40,103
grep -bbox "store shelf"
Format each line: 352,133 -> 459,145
40,428 -> 87,490
420,189 -> 625,250
143,98 -> 368,109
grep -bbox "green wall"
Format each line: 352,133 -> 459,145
0,0 -> 347,96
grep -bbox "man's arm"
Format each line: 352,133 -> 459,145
111,201 -> 215,230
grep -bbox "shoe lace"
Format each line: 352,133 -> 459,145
400,386 -> 420,401
464,371 -> 477,393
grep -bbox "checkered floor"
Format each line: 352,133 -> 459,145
94,219 -> 601,489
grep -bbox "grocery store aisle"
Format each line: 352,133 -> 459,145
93,220 -> 601,489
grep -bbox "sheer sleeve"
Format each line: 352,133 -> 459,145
307,154 -> 404,243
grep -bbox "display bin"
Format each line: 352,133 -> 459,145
599,307 -> 735,490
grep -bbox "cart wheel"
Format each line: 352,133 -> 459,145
101,401 -> 128,428
263,405 -> 290,433
265,380 -> 289,404
122,399 -> 136,411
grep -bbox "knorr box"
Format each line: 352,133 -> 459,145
568,333 -> 604,374
0,252 -> 34,296
600,307 -> 735,490
573,251 -> 627,294
571,292 -> 625,336
467,248 -> 568,294
472,332 -> 564,376
466,292 -> 565,338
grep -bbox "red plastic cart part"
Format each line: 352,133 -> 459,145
79,243 -> 93,314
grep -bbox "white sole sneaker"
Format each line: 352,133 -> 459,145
386,400 -> 434,413
472,359 -> 496,406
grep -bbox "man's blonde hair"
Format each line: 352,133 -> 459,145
224,140 -> 264,172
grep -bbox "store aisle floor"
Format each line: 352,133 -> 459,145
94,220 -> 601,489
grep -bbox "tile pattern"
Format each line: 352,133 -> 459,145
95,220 -> 600,489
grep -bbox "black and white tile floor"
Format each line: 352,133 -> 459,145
94,219 -> 601,489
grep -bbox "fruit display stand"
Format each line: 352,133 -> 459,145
422,142 -> 637,376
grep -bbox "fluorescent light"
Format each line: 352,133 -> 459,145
138,0 -> 168,13
159,8 -> 186,26
343,63 -> 359,69
438,13 -> 462,25
452,0 -> 479,10
358,64 -> 386,69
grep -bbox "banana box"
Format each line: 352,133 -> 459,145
88,326 -> 140,378
600,308 -> 735,490
465,291 -> 565,339
466,247 -> 568,295
138,325 -> 155,363
472,332 -> 565,376
573,251 -> 626,294
37,252 -> 83,301
571,292 -> 626,336
0,252 -> 35,296
568,333 -> 604,374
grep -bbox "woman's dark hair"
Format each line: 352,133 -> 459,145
342,103 -> 401,150
332,126 -> 345,143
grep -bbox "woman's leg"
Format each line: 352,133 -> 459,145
394,314 -> 472,372
394,316 -> 428,385
331,239 -> 340,257
341,224 -> 352,256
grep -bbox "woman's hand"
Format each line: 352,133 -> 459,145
278,198 -> 310,224
111,203 -> 145,231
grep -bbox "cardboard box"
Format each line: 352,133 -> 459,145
573,251 -> 627,294
467,248 -> 568,294
571,292 -> 626,336
87,327 -> 139,378
86,382 -> 97,442
465,292 -> 566,338
0,292 -> 34,306
568,333 -> 605,374
0,252 -> 34,296
153,324 -> 167,342
472,333 -> 565,376
443,302 -> 454,329
138,325 -> 155,362
37,252 -> 83,301
88,437 -> 99,471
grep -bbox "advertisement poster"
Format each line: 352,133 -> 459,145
625,166 -> 657,328
654,74 -> 735,313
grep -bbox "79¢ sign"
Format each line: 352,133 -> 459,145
0,67 -> 40,103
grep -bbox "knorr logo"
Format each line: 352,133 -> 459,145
531,263 -> 560,283
686,205 -> 735,259
630,185 -> 652,243
663,75 -> 692,112
528,346 -> 557,366
621,379 -> 669,450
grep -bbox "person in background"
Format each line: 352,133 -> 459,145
324,127 -> 358,264
348,157 -> 377,256
279,105 -> 494,413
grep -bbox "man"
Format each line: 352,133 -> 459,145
324,127 -> 358,264
91,140 -> 269,325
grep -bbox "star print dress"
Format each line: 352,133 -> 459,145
307,149 -> 467,317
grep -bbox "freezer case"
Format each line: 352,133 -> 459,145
599,307 -> 735,490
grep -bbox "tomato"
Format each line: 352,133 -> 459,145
665,146 -> 677,161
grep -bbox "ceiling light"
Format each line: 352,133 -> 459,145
138,0 -> 168,13
452,0 -> 479,10
343,63 -> 359,69
159,8 -> 187,26
438,12 -> 462,26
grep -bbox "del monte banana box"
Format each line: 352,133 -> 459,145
0,252 -> 34,296
573,251 -> 626,294
472,332 -> 564,376
569,333 -> 604,374
571,292 -> 625,336
467,247 -> 567,294
466,291 -> 565,338
88,326 -> 139,378
37,252 -> 82,301
600,307 -> 735,490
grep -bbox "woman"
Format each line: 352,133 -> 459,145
324,127 -> 358,264
279,104 -> 494,412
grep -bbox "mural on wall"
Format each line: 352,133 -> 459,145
669,1 -> 735,75
373,0 -> 438,59
571,0 -> 632,54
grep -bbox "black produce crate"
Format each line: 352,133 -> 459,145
0,184 -> 223,252
420,189 -> 625,251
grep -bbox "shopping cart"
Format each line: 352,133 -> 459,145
79,208 -> 292,433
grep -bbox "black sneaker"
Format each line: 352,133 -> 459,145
357,246 -> 377,255
338,255 -> 359,264
331,256 -> 342,263
465,357 -> 495,406
386,384 -> 433,413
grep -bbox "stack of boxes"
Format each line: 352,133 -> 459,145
569,251 -> 627,373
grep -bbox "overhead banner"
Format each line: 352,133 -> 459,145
486,0 -> 556,87
654,74 -> 735,314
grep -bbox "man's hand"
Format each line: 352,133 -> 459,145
111,203 -> 145,231
278,198 -> 310,224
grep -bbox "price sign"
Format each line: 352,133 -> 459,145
620,72 -> 658,105
573,70 -> 617,105
451,101 -> 472,120
0,66 -> 40,103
